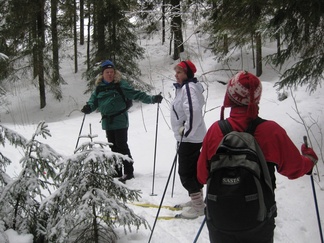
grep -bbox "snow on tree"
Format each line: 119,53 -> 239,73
40,129 -> 148,243
0,123 -> 27,149
0,220 -> 9,243
0,53 -> 9,61
0,123 -> 28,219
0,121 -> 62,241
0,143 -> 14,188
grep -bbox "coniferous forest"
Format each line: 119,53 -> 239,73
0,0 -> 323,109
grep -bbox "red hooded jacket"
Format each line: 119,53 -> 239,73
197,107 -> 314,184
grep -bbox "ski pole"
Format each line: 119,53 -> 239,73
148,149 -> 178,243
310,174 -> 324,243
148,136 -> 183,243
150,100 -> 160,196
193,216 -> 206,243
171,126 -> 184,197
75,113 -> 86,150
303,136 -> 324,243
171,153 -> 177,198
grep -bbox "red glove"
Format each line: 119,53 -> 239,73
301,144 -> 318,164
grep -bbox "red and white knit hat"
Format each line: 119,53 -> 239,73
221,71 -> 262,119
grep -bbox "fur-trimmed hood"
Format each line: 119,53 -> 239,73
95,70 -> 122,86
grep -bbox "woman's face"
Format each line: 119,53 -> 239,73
102,68 -> 115,82
174,66 -> 187,85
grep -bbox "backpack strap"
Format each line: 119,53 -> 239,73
218,117 -> 266,136
245,117 -> 266,135
218,119 -> 233,136
96,83 -> 126,102
114,83 -> 127,103
95,84 -> 114,95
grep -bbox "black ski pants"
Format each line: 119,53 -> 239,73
106,128 -> 134,176
177,142 -> 203,194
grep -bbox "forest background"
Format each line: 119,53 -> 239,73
0,0 -> 323,106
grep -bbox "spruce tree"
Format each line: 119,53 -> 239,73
203,0 -> 265,75
0,124 -> 26,234
0,122 -> 61,241
0,123 -> 27,188
40,130 -> 147,243
267,0 -> 324,91
0,0 -> 73,107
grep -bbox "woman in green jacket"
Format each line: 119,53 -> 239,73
81,60 -> 163,182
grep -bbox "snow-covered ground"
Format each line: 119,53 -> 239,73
1,26 -> 324,243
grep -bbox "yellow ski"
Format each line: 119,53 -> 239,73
131,202 -> 181,211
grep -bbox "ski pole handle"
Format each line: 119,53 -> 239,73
303,136 -> 308,148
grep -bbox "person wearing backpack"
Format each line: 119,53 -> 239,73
197,71 -> 318,243
81,60 -> 163,182
170,60 -> 207,219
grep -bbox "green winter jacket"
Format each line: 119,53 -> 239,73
87,79 -> 155,130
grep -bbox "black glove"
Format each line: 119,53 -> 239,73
81,104 -> 91,114
153,94 -> 163,104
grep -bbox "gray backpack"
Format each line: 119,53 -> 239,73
206,118 -> 277,231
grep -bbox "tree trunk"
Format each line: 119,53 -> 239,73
92,203 -> 99,243
80,0 -> 84,45
32,17 -> 38,80
255,33 -> 262,77
171,0 -> 183,60
169,31 -> 173,56
223,34 -> 228,54
276,33 -> 281,56
87,1 -> 91,70
162,0 -> 165,45
251,33 -> 255,69
37,0 -> 46,108
95,0 -> 106,62
51,0 -> 60,86
74,0 -> 78,73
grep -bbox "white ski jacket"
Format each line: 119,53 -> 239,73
170,78 -> 207,143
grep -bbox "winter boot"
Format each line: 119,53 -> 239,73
180,191 -> 205,219
174,200 -> 192,209
174,189 -> 203,209
118,173 -> 134,183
